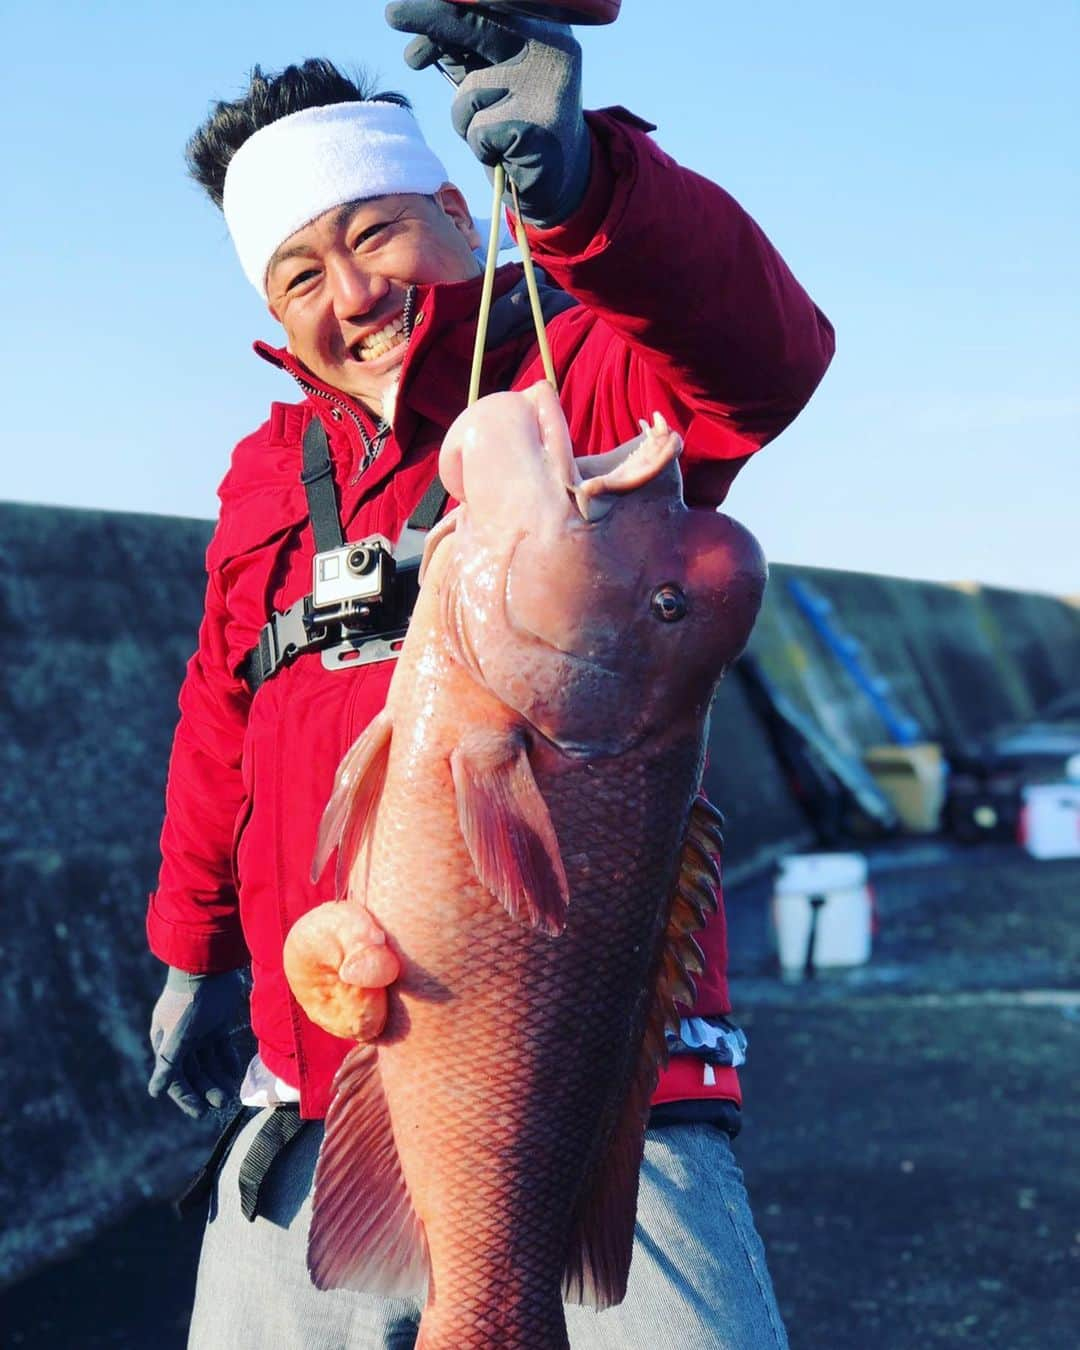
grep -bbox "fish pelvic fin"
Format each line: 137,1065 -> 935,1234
311,708 -> 394,895
450,727 -> 569,936
309,1043 -> 429,1297
562,795 -> 725,1310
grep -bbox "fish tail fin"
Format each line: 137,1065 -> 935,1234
562,795 -> 725,1309
311,708 -> 394,894
308,1043 -> 429,1296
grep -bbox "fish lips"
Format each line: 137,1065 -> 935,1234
439,383 -> 765,755
440,381 -> 685,542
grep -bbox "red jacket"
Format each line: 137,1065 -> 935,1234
148,109 -> 834,1118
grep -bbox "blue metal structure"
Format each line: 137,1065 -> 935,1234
786,577 -> 923,746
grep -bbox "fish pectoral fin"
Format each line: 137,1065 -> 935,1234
450,728 -> 569,936
312,708 -> 394,896
309,1043 -> 429,1297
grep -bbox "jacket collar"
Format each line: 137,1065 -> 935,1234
252,265 -> 528,416
252,263 -> 576,494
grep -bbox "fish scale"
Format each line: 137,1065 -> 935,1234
359,734 -> 703,1348
284,384 -> 767,1348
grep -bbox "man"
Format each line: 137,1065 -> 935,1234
148,4 -> 833,1345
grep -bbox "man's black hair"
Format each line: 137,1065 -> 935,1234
186,59 -> 412,209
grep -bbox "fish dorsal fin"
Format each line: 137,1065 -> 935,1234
562,795 -> 724,1308
311,708 -> 394,896
308,1043 -> 429,1296
652,795 -> 724,1037
450,728 -> 569,936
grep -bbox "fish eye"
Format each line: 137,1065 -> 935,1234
650,584 -> 687,622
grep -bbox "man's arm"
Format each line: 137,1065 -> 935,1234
146,563 -> 252,1115
147,565 -> 252,973
525,107 -> 836,486
387,0 -> 834,505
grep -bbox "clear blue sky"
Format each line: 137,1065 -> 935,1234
3,1 -> 1077,594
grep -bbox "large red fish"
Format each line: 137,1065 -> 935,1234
284,383 -> 766,1348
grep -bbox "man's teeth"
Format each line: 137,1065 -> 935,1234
357,314 -> 406,361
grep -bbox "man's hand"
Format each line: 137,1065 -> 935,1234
148,967 -> 246,1119
386,0 -> 591,227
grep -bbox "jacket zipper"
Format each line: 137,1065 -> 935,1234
295,380 -> 389,482
293,285 -> 418,485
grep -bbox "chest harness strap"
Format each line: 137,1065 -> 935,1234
240,274 -> 579,694
240,419 -> 420,694
407,466 -> 450,531
300,415 -> 345,552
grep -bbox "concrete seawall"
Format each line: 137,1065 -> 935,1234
3,500 -> 1078,1284
706,562 -> 1080,876
1,504 -> 219,1285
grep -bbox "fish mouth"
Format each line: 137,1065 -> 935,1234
567,411 -> 682,522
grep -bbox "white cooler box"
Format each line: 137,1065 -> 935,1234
1020,784 -> 1080,860
771,852 -> 872,977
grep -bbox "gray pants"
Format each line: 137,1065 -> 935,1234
188,1110 -> 789,1350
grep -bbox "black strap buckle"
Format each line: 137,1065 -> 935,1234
246,597 -> 332,691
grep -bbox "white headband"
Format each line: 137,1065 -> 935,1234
222,101 -> 450,298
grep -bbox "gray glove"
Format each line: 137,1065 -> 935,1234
386,0 -> 591,226
148,967 -> 246,1119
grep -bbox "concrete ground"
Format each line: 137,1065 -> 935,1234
3,842 -> 1078,1348
729,842 -> 1080,1350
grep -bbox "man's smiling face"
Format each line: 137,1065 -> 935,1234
266,186 -> 482,416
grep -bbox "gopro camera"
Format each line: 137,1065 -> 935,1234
312,535 -> 392,624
